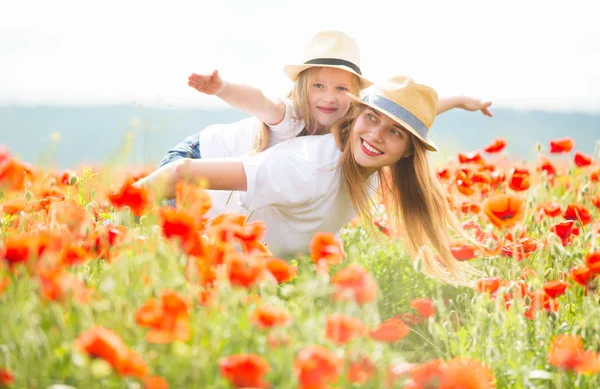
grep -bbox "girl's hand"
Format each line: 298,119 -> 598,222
461,97 -> 493,117
188,70 -> 225,95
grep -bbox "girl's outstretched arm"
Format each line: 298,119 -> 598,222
436,96 -> 493,117
188,70 -> 286,125
133,158 -> 247,199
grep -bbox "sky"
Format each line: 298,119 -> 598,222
2,0 -> 600,112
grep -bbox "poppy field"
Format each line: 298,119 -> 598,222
1,136 -> 600,388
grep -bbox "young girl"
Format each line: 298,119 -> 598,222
160,30 -> 492,168
136,75 -> 480,284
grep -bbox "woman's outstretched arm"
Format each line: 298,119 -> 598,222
436,96 -> 493,117
133,158 -> 247,199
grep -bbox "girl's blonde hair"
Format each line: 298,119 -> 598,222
249,67 -> 361,155
332,107 -> 477,285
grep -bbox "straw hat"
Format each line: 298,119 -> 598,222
283,30 -> 373,90
347,75 -> 439,151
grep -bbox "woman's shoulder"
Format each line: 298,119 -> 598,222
269,134 -> 340,169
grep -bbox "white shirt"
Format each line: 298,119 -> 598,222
199,99 -> 304,159
205,134 -> 374,258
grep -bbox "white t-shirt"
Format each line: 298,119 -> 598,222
199,99 -> 304,159
205,134 -> 376,258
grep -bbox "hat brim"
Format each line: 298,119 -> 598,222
347,93 -> 438,152
283,64 -> 373,90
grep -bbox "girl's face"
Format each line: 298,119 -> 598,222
351,108 -> 414,174
307,67 -> 355,131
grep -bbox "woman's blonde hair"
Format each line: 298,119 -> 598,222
249,67 -> 361,155
332,107 -> 478,285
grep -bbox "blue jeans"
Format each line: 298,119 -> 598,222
159,132 -> 201,167
160,133 -> 202,206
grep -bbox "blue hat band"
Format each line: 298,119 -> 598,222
362,94 -> 429,139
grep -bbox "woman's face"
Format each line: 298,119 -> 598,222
351,107 -> 414,173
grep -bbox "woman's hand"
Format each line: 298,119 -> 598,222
460,97 -> 493,117
188,70 -> 226,95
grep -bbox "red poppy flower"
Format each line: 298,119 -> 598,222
369,317 -> 410,343
108,179 -> 150,217
410,298 -> 436,318
226,252 -> 265,288
0,156 -> 35,191
219,354 -> 271,389
483,194 -> 526,229
347,355 -> 377,384
142,376 -> 169,389
547,335 -> 600,374
539,201 -> 561,218
543,280 -> 568,298
457,178 -> 475,196
439,358 -> 496,389
74,325 -> 148,378
549,137 -> 574,153
249,305 -> 291,329
501,237 -> 538,261
471,171 -> 492,185
0,368 -> 14,387
294,345 -> 342,388
39,267 -> 91,303
569,266 -> 593,288
458,151 -> 485,164
591,167 -> 600,181
135,290 -> 190,343
410,360 -> 444,388
548,335 -> 584,370
585,251 -> 600,274
159,207 -> 196,240
450,242 -> 480,261
537,157 -> 557,177
325,314 -> 366,345
460,201 -> 481,214
331,264 -> 377,305
310,232 -> 344,268
437,168 -> 451,180
550,220 -> 575,246
508,167 -> 530,191
265,257 -> 297,284
592,194 -> 600,209
474,277 -> 504,296
483,138 -> 507,153
563,204 -> 593,226
574,151 -> 593,167
175,182 -> 212,216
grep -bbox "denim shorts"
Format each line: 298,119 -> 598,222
160,133 -> 201,206
159,132 -> 201,167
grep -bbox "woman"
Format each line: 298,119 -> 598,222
135,75 -> 476,284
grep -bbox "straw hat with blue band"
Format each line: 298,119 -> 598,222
346,75 -> 439,152
283,30 -> 373,90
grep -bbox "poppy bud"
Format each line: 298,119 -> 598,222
512,225 -> 523,240
24,190 -> 33,201
68,173 -> 79,186
550,241 -> 566,257
485,238 -> 496,251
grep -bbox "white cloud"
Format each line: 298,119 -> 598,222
2,0 -> 599,112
